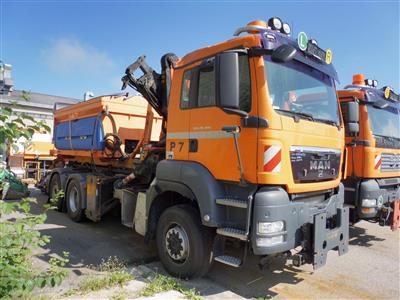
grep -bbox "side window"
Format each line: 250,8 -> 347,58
238,55 -> 251,112
198,66 -> 215,107
180,53 -> 251,111
180,70 -> 191,109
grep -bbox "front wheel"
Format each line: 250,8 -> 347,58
65,179 -> 86,222
156,204 -> 214,279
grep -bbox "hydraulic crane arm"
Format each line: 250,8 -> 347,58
122,55 -> 163,117
121,54 -> 178,120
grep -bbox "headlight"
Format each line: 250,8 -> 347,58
362,199 -> 376,207
258,221 -> 285,234
256,235 -> 284,247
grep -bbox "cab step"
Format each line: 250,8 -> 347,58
214,255 -> 242,267
216,198 -> 248,208
217,227 -> 247,241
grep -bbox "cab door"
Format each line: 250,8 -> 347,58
186,52 -> 258,183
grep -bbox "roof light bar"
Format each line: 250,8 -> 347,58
281,23 -> 291,35
267,17 -> 283,31
364,79 -> 379,88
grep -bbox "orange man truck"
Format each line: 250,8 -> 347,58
338,75 -> 400,230
49,18 -> 351,278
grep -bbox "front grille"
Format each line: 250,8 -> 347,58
380,153 -> 400,172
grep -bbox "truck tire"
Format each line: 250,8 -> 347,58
66,179 -> 86,222
49,173 -> 64,212
156,204 -> 214,278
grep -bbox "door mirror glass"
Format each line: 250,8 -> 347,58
216,52 -> 240,110
346,122 -> 359,137
341,101 -> 359,136
341,101 -> 359,123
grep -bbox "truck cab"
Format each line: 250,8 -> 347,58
338,75 -> 400,230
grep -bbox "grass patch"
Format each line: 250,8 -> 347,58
64,257 -> 133,296
140,274 -> 203,300
111,291 -> 127,300
78,271 -> 132,294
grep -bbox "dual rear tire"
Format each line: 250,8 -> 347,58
65,179 -> 86,222
49,174 -> 85,222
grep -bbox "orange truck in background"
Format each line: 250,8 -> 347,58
49,18 -> 352,278
338,75 -> 400,230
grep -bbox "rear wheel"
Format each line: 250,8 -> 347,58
49,173 -> 64,212
66,179 -> 86,222
156,204 -> 214,278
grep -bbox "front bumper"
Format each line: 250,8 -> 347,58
357,178 -> 400,220
251,184 -> 349,269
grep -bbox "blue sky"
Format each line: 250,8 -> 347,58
1,0 -> 399,100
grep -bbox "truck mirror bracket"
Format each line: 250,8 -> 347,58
241,116 -> 269,128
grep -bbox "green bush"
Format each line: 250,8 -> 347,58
0,198 -> 69,299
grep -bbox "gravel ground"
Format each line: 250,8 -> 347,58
28,187 -> 399,299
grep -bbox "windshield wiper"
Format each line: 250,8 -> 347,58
314,118 -> 338,127
275,109 -> 314,122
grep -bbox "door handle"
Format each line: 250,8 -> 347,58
189,139 -> 198,152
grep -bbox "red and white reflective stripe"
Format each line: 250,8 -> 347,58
263,145 -> 282,172
374,154 -> 382,170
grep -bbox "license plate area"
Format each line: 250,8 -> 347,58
290,147 -> 341,183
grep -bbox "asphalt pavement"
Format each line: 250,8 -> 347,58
30,188 -> 400,299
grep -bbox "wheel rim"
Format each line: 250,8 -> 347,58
165,224 -> 189,263
68,186 -> 79,213
51,182 -> 59,198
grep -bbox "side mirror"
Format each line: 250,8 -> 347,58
340,101 -> 359,136
271,44 -> 297,63
216,52 -> 240,110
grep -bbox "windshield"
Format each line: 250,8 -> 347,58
367,104 -> 400,139
264,58 -> 339,125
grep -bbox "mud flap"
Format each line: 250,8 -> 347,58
313,207 -> 349,269
390,200 -> 400,231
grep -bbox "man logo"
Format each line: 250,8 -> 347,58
310,160 -> 331,170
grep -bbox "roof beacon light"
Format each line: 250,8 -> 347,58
352,74 -> 365,85
246,20 -> 267,33
233,20 -> 267,36
268,17 -> 283,31
366,79 -> 373,86
281,23 -> 291,35
309,39 -> 318,46
373,80 -> 378,87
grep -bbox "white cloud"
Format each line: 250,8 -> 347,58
42,38 -> 115,74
